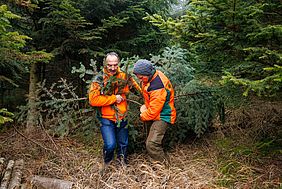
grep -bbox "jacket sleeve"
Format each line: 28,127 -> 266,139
140,88 -> 166,121
88,82 -> 117,106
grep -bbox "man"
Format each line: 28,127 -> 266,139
133,59 -> 176,164
88,52 -> 141,172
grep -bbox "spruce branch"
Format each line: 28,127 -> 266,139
47,97 -> 143,106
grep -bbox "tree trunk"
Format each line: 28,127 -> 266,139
26,62 -> 39,133
8,159 -> 24,189
0,160 -> 14,189
0,158 -> 5,179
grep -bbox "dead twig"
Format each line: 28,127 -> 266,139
43,97 -> 144,106
126,99 -> 142,106
13,126 -> 56,155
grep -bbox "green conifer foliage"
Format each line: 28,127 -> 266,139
14,47 -> 224,148
0,108 -> 14,126
145,0 -> 282,96
0,5 -> 30,87
150,46 -> 224,141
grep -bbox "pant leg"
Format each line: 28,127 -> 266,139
100,118 -> 116,164
116,120 -> 129,163
146,120 -> 168,162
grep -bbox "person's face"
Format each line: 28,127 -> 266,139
135,74 -> 149,83
105,55 -> 119,75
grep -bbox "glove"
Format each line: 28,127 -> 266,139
140,104 -> 147,113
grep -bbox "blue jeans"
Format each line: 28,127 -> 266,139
100,118 -> 128,164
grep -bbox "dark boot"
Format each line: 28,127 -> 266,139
99,161 -> 110,176
117,154 -> 127,168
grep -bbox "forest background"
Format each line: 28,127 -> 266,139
0,0 -> 281,188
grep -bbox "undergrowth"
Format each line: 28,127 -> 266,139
0,97 -> 281,188
211,100 -> 282,188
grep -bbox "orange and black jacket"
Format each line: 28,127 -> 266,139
88,67 -> 141,122
141,70 -> 176,124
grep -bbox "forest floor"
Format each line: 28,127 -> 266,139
0,100 -> 281,189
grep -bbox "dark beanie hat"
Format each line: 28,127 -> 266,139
133,59 -> 155,76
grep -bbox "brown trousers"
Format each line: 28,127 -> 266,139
145,120 -> 168,162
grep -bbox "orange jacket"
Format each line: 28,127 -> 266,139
140,70 -> 176,124
89,67 -> 141,122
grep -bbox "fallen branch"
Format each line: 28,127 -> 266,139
29,175 -> 73,189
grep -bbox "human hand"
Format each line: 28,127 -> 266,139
140,104 -> 147,113
115,95 -> 124,103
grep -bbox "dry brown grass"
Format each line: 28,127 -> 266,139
0,130 -> 221,189
0,99 -> 281,189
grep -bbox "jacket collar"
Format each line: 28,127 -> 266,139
148,70 -> 157,83
142,70 -> 157,85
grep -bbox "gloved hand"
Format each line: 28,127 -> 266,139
140,104 -> 147,113
116,95 -> 124,103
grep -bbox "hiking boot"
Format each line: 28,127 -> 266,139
163,158 -> 170,169
148,156 -> 170,169
117,156 -> 127,168
163,155 -> 171,168
99,162 -> 109,176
